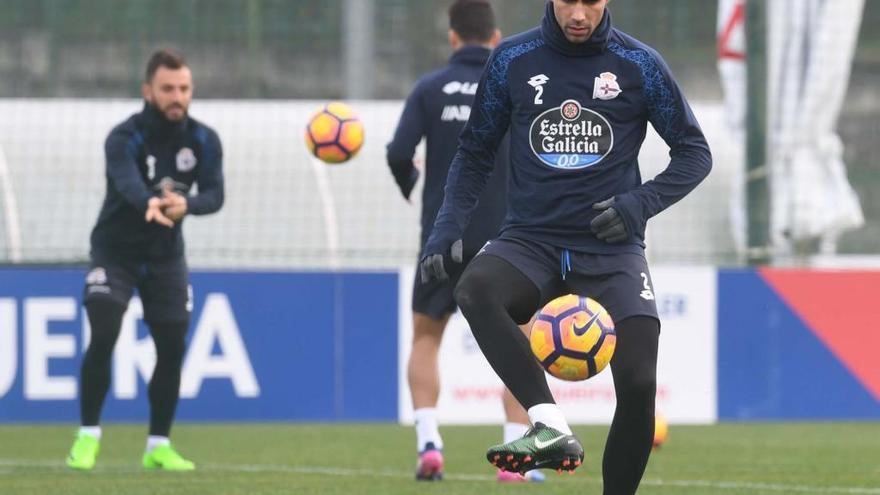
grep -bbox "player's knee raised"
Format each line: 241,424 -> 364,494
452,274 -> 487,314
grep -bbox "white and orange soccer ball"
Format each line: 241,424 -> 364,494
530,294 -> 616,381
304,102 -> 364,164
653,413 -> 669,449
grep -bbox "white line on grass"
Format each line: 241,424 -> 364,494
0,460 -> 64,468
640,478 -> 880,495
210,462 -> 494,482
1,459 -> 878,494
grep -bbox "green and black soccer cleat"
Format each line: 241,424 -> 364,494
143,444 -> 195,471
486,422 -> 584,474
66,432 -> 100,470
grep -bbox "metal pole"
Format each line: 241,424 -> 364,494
246,0 -> 263,98
343,0 -> 375,99
46,0 -> 60,96
746,0 -> 770,265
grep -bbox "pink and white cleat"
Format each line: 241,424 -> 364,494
415,443 -> 444,481
497,470 -> 526,482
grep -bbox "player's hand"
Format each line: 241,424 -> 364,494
419,239 -> 463,283
591,197 -> 628,243
145,197 -> 174,228
398,168 -> 420,201
161,182 -> 188,222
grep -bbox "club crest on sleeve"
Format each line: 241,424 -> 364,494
175,147 -> 197,172
593,72 -> 622,101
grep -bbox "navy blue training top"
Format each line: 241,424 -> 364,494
387,45 -> 508,257
90,103 -> 224,260
424,4 -> 712,257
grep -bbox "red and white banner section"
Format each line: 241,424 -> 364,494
719,269 -> 880,419
398,266 -> 717,425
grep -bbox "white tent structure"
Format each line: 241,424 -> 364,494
719,0 -> 865,260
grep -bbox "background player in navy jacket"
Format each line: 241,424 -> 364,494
387,0 -> 544,483
421,1 -> 711,492
67,49 -> 224,472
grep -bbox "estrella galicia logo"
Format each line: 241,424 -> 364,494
529,99 -> 614,170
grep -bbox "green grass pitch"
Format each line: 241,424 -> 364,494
2,423 -> 879,494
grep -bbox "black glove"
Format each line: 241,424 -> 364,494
590,197 -> 629,243
419,239 -> 463,283
396,168 -> 420,200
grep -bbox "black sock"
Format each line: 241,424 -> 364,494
80,299 -> 126,426
147,320 -> 188,437
454,254 -> 553,409
602,316 -> 660,495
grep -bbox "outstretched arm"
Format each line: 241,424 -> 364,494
601,48 -> 712,241
187,129 -> 225,216
105,129 -> 173,227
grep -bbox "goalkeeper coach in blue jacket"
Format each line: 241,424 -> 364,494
420,1 -> 711,493
67,49 -> 223,472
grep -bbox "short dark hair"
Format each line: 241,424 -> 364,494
448,0 -> 496,44
144,49 -> 187,82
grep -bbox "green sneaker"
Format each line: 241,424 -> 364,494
66,432 -> 100,470
487,422 -> 584,474
142,444 -> 195,471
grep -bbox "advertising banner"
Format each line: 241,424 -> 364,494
398,266 -> 717,425
0,269 -> 399,422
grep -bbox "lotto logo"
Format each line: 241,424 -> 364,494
442,81 -> 478,95
85,267 -> 107,285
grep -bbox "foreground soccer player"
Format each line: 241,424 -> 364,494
67,49 -> 224,471
387,0 -> 543,483
420,1 -> 711,493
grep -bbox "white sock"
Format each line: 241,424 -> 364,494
79,426 -> 101,440
146,435 -> 171,453
413,408 -> 443,452
503,422 -> 530,443
527,403 -> 572,435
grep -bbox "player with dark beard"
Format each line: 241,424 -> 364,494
421,1 -> 711,492
67,49 -> 224,472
